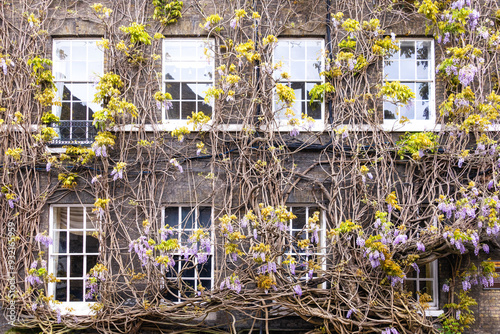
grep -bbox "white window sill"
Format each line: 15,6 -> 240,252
381,120 -> 440,132
55,302 -> 96,316
424,308 -> 444,317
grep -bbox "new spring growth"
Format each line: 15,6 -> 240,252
91,3 -> 112,19
386,191 -> 402,212
111,162 -> 127,180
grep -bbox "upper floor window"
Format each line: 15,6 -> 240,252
273,39 -> 324,126
162,40 -> 214,124
48,206 -> 99,304
383,40 -> 435,129
52,40 -> 103,144
163,206 -> 213,302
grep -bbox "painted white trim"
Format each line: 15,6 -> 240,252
48,205 -> 98,313
161,39 -> 214,124
272,38 -> 326,130
382,39 -> 436,130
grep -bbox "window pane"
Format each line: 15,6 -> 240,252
56,280 -> 67,301
400,61 -> 416,80
400,41 -> 415,59
306,61 -> 321,80
167,102 -> 180,119
69,207 -> 85,229
384,102 -> 397,120
165,208 -> 179,227
164,64 -> 180,81
87,255 -> 98,272
417,61 -> 430,79
86,232 -> 99,253
416,101 -> 430,120
291,82 -> 305,100
72,41 -> 87,61
181,101 -> 196,119
417,82 -> 429,100
417,41 -> 431,60
181,64 -> 197,80
307,101 -> 322,120
55,207 -> 68,229
384,60 -> 399,80
69,232 -> 83,253
71,61 -> 87,81
70,256 -> 84,277
181,208 -> 194,230
69,280 -> 84,301
181,83 -> 197,100
198,257 -> 212,278
55,41 -> 70,61
292,208 -> 306,229
291,61 -> 305,79
400,101 -> 415,119
164,42 -> 181,60
290,41 -> 305,58
274,43 -> 289,62
56,232 -> 67,253
199,207 -> 211,228
87,61 -> 103,81
54,255 -> 67,277
166,82 -> 180,99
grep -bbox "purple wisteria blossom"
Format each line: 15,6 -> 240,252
289,127 -> 300,137
290,262 -> 296,275
356,237 -> 365,247
438,201 -> 456,219
393,234 -> 407,246
346,308 -> 357,319
293,285 -> 303,297
56,308 -> 62,324
128,236 -> 153,266
442,283 -> 450,292
110,169 -> 123,181
416,241 -> 425,252
169,158 -> 183,173
458,64 -> 478,87
483,244 -> 490,254
35,232 -> 53,248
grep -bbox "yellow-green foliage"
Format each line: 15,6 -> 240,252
119,22 -> 151,45
58,173 -> 78,189
396,132 -> 438,160
379,81 -> 415,105
276,83 -> 296,106
152,0 -> 183,26
63,146 -> 96,164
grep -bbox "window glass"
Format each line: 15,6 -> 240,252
52,40 -> 103,144
164,206 -> 213,302
383,39 -> 434,123
273,40 -> 324,121
163,40 -> 214,121
50,206 -> 99,303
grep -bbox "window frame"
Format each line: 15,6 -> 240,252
382,38 -> 436,132
161,38 -> 214,129
161,206 -> 214,302
405,260 -> 440,312
51,38 -> 104,144
272,38 -> 326,132
47,204 -> 99,313
284,206 -> 327,285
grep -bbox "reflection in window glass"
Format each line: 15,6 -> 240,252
52,40 -> 103,143
163,40 -> 214,121
383,40 -> 434,123
274,40 -> 324,121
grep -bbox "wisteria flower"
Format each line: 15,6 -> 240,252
293,285 -> 302,297
458,64 -> 478,87
35,232 -> 53,248
416,241 -> 425,252
170,158 -> 183,173
442,283 -> 450,292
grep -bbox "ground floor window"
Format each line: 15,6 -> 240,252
48,206 -> 99,302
